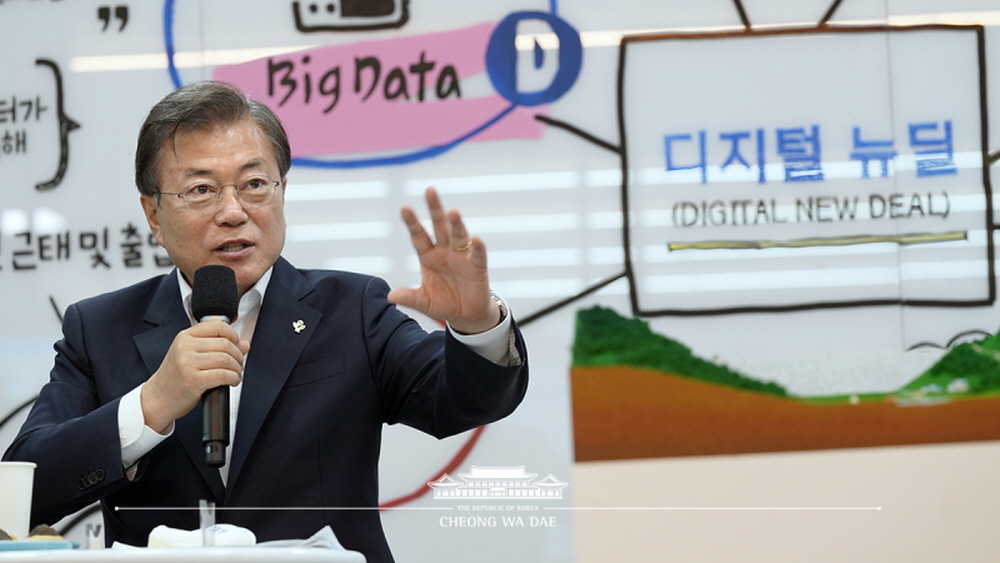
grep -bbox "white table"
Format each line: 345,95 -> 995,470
0,546 -> 366,562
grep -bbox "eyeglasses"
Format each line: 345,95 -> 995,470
157,175 -> 282,215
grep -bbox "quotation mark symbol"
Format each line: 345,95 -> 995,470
98,5 -> 129,32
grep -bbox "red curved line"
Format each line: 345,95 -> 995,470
379,424 -> 487,510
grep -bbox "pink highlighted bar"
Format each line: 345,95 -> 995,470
214,22 -> 546,157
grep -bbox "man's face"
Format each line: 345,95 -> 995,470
141,118 -> 286,296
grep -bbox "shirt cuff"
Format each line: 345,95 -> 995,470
447,293 -> 517,366
119,384 -> 174,471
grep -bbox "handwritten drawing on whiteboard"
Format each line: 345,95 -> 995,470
571,305 -> 1000,460
619,25 -> 991,315
213,23 -> 546,157
211,11 -> 582,168
292,0 -> 409,32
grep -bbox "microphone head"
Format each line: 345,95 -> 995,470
191,265 -> 239,322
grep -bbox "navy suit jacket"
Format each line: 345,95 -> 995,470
4,257 -> 528,562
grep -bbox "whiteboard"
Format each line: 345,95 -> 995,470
4,1 -> 1000,561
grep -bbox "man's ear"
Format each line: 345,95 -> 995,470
140,195 -> 163,246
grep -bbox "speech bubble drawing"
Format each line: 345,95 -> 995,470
617,25 -> 991,315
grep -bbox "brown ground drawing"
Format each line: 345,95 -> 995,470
572,365 -> 1000,461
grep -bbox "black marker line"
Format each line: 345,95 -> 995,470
818,0 -> 845,27
35,59 -> 80,192
534,115 -> 621,155
520,272 -> 627,327
732,0 -> 751,31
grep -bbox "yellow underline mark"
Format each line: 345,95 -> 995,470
668,231 -> 968,251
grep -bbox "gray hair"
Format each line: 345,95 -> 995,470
134,81 -> 291,197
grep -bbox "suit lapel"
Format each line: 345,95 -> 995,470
132,270 -> 226,501
133,271 -> 187,378
225,258 -> 322,497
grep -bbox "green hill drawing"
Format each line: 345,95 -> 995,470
573,306 -> 1000,402
572,306 -> 788,397
900,332 -> 1000,397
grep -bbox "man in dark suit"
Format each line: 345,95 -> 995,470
3,81 -> 527,562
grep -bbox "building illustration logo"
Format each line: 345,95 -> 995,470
428,466 -> 568,500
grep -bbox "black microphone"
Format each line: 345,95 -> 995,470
191,265 -> 239,469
